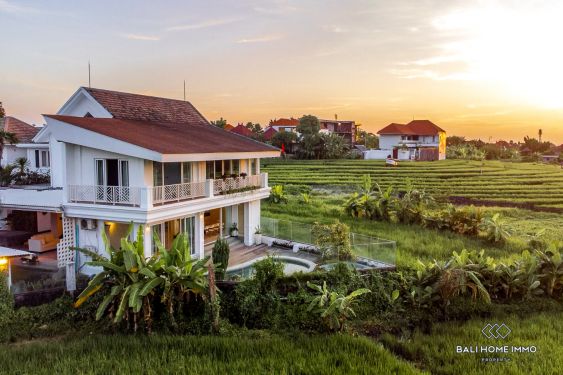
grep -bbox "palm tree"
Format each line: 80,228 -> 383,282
0,129 -> 18,166
538,128 -> 543,143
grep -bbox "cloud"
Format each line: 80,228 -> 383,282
0,0 -> 37,13
236,34 -> 283,44
166,18 -> 238,32
120,33 -> 160,41
253,1 -> 298,15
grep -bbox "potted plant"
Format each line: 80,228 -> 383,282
229,222 -> 239,237
254,226 -> 262,244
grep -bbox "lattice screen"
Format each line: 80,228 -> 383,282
57,217 -> 75,268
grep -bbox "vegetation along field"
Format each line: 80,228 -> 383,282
263,159 -> 563,210
262,159 -> 563,267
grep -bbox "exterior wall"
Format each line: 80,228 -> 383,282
364,149 -> 392,160
58,90 -> 112,118
378,135 -> 402,150
64,143 -> 145,187
1,145 -> 26,167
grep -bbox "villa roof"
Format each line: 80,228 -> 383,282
229,124 -> 254,137
269,117 -> 299,126
0,116 -> 40,142
83,87 -> 209,125
263,126 -> 278,141
377,120 -> 445,136
44,115 -> 278,155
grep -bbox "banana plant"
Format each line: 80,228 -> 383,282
74,224 -> 209,332
536,246 -> 563,297
306,281 -> 370,332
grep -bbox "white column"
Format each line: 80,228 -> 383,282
194,212 -> 205,259
243,200 -> 261,246
231,205 -> 239,235
142,224 -> 153,258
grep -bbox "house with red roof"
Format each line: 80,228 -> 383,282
264,117 -> 358,145
228,123 -> 254,137
0,116 -> 49,172
0,87 -> 279,289
366,120 -> 446,161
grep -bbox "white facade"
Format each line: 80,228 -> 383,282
0,88 -> 278,284
366,134 -> 444,161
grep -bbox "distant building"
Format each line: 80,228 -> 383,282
365,120 -> 446,161
318,119 -> 357,145
228,123 -> 254,137
264,116 -> 358,145
0,116 -> 48,172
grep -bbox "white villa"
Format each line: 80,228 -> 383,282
0,87 -> 279,287
364,120 -> 446,161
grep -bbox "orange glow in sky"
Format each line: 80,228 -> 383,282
1,0 -> 562,143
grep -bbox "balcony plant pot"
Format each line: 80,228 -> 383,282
229,223 -> 239,237
254,226 -> 262,244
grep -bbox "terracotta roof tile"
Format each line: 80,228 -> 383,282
263,127 -> 278,141
1,116 -> 40,142
269,117 -> 299,126
44,115 -> 278,155
84,87 -> 208,124
377,120 -> 445,135
229,124 -> 254,137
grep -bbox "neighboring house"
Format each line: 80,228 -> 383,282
267,118 -> 300,133
0,116 -> 49,172
264,117 -> 358,145
0,87 -> 279,288
365,120 -> 446,161
228,123 -> 253,137
318,119 -> 357,145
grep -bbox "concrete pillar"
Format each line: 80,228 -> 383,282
243,200 -> 261,246
205,179 -> 214,197
142,225 -> 153,258
194,212 -> 205,259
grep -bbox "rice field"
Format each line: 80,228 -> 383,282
262,159 -> 563,209
0,334 -> 422,375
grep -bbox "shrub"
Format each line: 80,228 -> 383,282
481,213 -> 512,243
0,270 -> 13,321
268,185 -> 288,204
312,221 -> 353,261
253,257 -> 284,292
212,238 -> 230,280
306,281 -> 371,332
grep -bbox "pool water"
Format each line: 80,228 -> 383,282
226,256 -> 315,280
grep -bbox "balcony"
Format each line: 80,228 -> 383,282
67,173 -> 268,208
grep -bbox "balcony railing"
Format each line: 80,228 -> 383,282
68,185 -> 141,206
213,174 -> 263,195
153,181 -> 206,205
67,173 -> 268,208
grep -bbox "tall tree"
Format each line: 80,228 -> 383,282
297,115 -> 320,135
0,103 -> 18,166
538,128 -> 543,143
210,117 -> 227,128
271,131 -> 297,149
321,133 -> 349,159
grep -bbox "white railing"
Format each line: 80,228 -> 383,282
67,173 -> 267,208
213,174 -> 263,195
68,185 -> 141,206
153,180 -> 206,205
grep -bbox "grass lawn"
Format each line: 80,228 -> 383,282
262,193 -> 563,267
381,309 -> 563,375
262,159 -> 563,209
261,158 -> 563,267
0,334 -> 422,375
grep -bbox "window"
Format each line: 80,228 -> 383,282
152,216 -> 195,254
215,160 -> 223,178
182,162 -> 191,183
250,159 -> 257,175
35,150 -> 50,168
232,160 -> 239,175
95,159 -> 105,186
206,161 -> 214,180
153,162 -> 163,186
119,160 -> 129,186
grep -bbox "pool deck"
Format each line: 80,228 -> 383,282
204,237 -> 318,268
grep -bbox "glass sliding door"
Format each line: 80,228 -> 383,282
151,216 -> 196,255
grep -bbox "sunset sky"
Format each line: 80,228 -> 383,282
1,0 -> 562,143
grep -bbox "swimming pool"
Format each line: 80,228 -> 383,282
226,256 -> 316,279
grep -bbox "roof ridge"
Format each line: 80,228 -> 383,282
82,86 -> 192,105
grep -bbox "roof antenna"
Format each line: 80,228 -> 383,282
88,60 -> 91,88
183,80 -> 186,101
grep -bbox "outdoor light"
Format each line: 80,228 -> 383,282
0,257 -> 7,269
